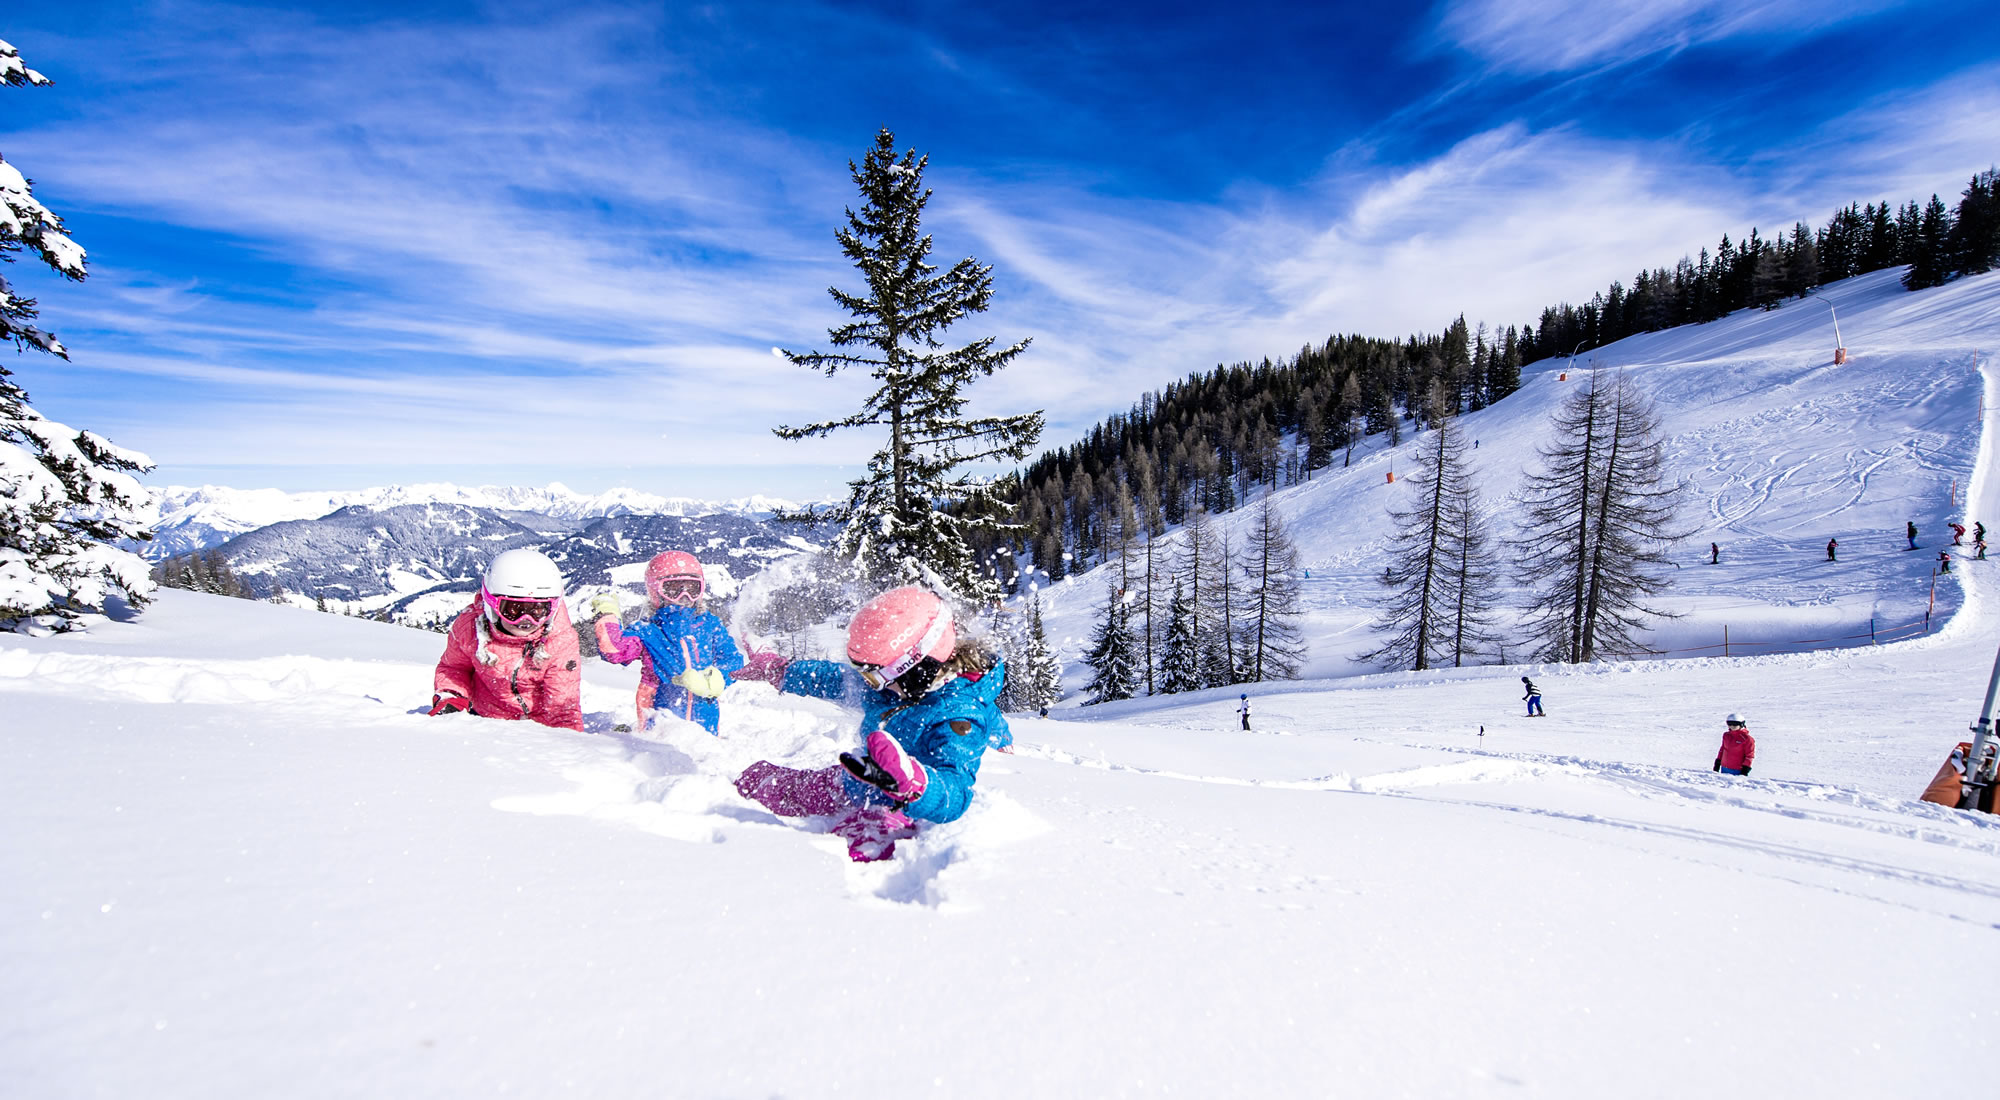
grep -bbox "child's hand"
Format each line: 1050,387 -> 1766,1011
674,667 -> 727,698
589,593 -> 620,618
735,652 -> 789,688
839,730 -> 928,803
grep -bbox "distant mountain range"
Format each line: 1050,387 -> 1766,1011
146,483 -> 828,628
147,482 -> 807,559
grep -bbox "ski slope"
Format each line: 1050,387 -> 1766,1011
5,270 -> 2000,1098
1038,267 -> 1999,680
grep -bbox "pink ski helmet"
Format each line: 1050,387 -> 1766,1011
645,550 -> 704,605
846,586 -> 955,696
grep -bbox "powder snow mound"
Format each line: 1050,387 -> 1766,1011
7,574 -> 2000,1094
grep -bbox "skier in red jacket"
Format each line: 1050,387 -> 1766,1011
1713,713 -> 1755,776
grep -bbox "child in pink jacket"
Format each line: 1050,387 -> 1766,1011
429,549 -> 583,732
1713,713 -> 1755,777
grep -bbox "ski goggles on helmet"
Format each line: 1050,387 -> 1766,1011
483,589 -> 556,627
852,655 -> 945,699
654,576 -> 703,603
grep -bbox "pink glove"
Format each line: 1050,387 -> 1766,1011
429,692 -> 469,716
839,729 -> 928,804
736,651 -> 790,689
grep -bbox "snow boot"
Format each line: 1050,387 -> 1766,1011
830,805 -> 918,863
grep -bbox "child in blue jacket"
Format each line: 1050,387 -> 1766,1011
591,550 -> 745,734
732,586 -> 1011,861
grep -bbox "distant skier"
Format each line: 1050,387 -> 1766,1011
1939,550 -> 1952,574
1713,713 -> 1755,776
1709,541 -> 1719,564
1826,537 -> 1838,562
1950,522 -> 1966,545
429,548 -> 583,732
730,587 -> 1010,862
1907,520 -> 1918,550
1521,676 -> 1544,717
591,550 -> 744,735
1977,521 -> 1987,545
1977,538 -> 1988,561
1238,693 -> 1252,731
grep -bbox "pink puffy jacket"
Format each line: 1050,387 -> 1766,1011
1717,727 -> 1756,771
433,600 -> 584,732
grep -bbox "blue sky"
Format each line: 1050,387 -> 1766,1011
4,0 -> 1997,499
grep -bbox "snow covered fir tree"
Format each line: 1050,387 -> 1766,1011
1081,579 -> 1140,704
995,589 -> 1062,712
0,39 -> 155,632
777,129 -> 1042,605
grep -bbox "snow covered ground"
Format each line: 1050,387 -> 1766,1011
6,269 -> 2000,1097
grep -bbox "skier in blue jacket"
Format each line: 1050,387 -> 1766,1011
732,586 -> 1011,861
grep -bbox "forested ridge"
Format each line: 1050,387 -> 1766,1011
990,166 -> 2000,591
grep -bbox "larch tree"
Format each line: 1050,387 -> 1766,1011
1513,370 -> 1682,663
1,39 -> 156,631
1365,385 -> 1488,670
1439,467 -> 1505,667
776,129 -> 1042,602
1241,499 -> 1307,681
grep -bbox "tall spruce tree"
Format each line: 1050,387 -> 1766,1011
1242,500 -> 1307,681
1902,194 -> 1953,290
1081,580 -> 1139,704
1,39 -> 156,631
1157,578 -> 1202,694
1947,169 -> 1999,277
1513,371 -> 1682,663
776,129 -> 1043,602
1021,589 -> 1064,709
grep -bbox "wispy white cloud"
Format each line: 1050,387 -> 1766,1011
6,2 -> 1993,493
1429,0 -> 1912,76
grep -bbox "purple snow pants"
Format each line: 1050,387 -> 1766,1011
734,761 -> 917,862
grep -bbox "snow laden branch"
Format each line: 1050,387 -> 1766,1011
775,128 -> 1042,602
0,40 -> 156,631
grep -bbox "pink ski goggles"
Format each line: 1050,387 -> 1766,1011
482,588 -> 556,627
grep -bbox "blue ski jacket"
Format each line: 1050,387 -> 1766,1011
779,657 -> 1011,823
621,605 -> 745,734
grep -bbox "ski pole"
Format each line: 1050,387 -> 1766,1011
1965,643 -> 2000,808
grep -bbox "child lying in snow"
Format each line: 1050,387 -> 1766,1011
730,586 -> 1012,862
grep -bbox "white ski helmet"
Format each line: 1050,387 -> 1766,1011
484,548 -> 565,599
1725,712 -> 1747,726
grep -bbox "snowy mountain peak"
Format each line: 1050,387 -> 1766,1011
148,482 -> 811,558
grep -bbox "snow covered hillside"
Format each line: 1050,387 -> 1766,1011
7,284 -> 2000,1093
1039,268 -> 2000,687
5,269 -> 1999,1098
7,552 -> 1999,1096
